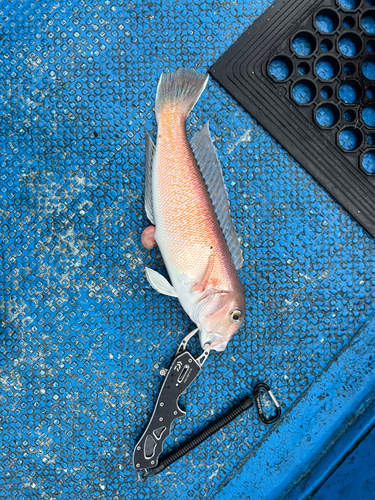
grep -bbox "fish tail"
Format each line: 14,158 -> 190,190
155,68 -> 208,120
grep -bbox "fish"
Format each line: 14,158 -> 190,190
141,68 -> 245,352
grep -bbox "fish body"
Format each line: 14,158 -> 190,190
143,68 -> 245,351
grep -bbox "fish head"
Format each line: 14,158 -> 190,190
194,288 -> 245,352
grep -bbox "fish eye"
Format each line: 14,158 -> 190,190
230,309 -> 243,323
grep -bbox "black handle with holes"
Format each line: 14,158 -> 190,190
133,350 -> 201,470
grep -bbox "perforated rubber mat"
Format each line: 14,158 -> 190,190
1,1 -> 375,499
210,0 -> 375,238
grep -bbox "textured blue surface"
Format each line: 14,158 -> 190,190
1,1 -> 375,499
313,428 -> 375,500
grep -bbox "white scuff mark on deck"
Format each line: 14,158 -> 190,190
278,268 -> 331,313
26,54 -> 43,71
227,127 -> 254,154
150,328 -> 178,349
74,175 -> 87,186
298,269 -> 329,281
59,226 -> 82,257
5,298 -> 36,331
208,462 -> 226,480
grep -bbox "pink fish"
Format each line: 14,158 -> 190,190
141,68 -> 245,351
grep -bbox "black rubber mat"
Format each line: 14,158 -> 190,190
210,0 -> 375,238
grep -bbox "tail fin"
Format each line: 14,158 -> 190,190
155,68 -> 208,120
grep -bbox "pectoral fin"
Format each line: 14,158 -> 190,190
192,254 -> 214,294
145,267 -> 178,297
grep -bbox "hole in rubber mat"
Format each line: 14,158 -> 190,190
367,40 -> 375,52
338,127 -> 363,150
291,79 -> 316,104
367,87 -> 375,98
297,62 -> 310,75
367,133 -> 375,145
361,150 -> 375,172
338,32 -> 363,56
337,0 -> 361,10
365,0 -> 375,6
361,12 -> 375,33
321,86 -> 333,99
315,103 -> 340,128
343,62 -> 356,75
343,15 -> 356,29
268,56 -> 293,81
344,109 -> 356,122
321,39 -> 333,52
315,56 -> 339,80
315,9 -> 340,33
362,57 -> 375,79
338,80 -> 362,103
362,105 -> 375,126
292,31 -> 316,56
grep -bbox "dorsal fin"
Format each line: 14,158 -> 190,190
144,129 -> 155,224
190,123 -> 243,270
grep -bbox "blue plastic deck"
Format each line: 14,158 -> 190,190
283,368 -> 375,500
313,428 -> 375,500
0,1 -> 374,499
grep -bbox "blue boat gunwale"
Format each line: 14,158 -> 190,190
212,314 -> 375,500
